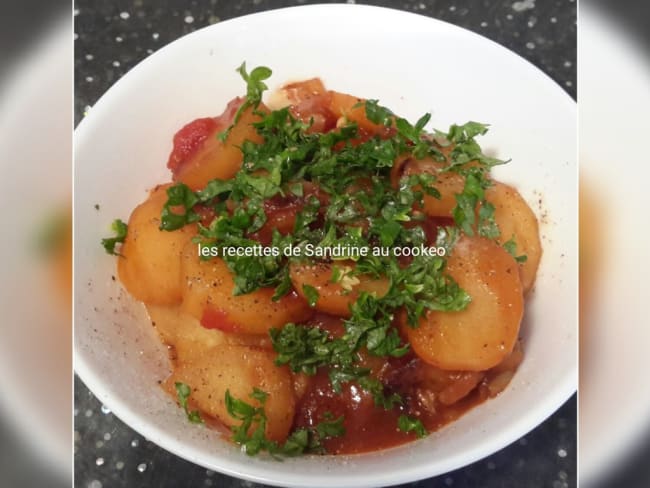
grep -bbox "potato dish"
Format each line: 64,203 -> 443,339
102,64 -> 541,456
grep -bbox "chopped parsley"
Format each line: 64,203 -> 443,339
302,284 -> 320,307
225,388 -> 344,456
363,99 -> 393,126
175,382 -> 203,424
397,415 -> 427,438
101,219 -> 128,256
218,62 -> 273,142
503,236 -> 528,263
441,121 -> 509,238
358,376 -> 402,410
160,183 -> 200,231
268,254 -> 470,400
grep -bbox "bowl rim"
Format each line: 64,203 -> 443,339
74,4 -> 577,487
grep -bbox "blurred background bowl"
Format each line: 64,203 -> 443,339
0,17 -> 72,487
579,3 -> 650,486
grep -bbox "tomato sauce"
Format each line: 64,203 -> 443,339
294,369 -> 414,454
290,313 -> 521,454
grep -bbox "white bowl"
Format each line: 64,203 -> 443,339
74,5 -> 577,487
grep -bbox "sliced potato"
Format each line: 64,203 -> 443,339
405,236 -> 523,371
147,304 -> 226,363
396,158 -> 541,294
180,242 -> 312,334
166,344 -> 295,442
399,156 -> 465,217
328,90 -> 390,135
174,101 -> 266,191
117,184 -> 197,305
289,260 -> 390,317
147,304 -> 272,365
417,364 -> 485,406
486,182 -> 542,294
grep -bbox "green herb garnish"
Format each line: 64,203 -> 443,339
101,219 -> 128,256
175,382 -> 203,424
503,236 -> 528,263
160,183 -> 200,231
225,388 -> 344,456
302,284 -> 320,307
218,62 -> 272,142
397,415 -> 427,438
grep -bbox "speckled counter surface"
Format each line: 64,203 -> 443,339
74,1 -> 576,487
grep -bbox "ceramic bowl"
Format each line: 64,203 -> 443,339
74,5 -> 577,487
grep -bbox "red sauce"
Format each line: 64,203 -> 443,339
249,195 -> 304,245
292,350 -> 498,454
290,314 -> 520,454
200,307 -> 241,333
294,369 -> 415,454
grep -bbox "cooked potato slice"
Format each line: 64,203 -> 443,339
328,90 -> 391,135
397,157 -> 541,293
180,243 -> 312,334
398,156 -> 465,217
147,304 -> 273,365
289,261 -> 390,317
417,364 -> 485,406
166,344 -> 295,442
117,184 -> 197,305
405,236 -> 523,371
174,101 -> 265,191
486,182 -> 542,294
147,304 -> 223,363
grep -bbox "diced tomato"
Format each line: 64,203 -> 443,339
167,97 -> 245,179
194,204 -> 217,227
248,182 -> 330,245
167,117 -> 219,172
283,78 -> 327,103
289,92 -> 338,134
200,307 -> 240,333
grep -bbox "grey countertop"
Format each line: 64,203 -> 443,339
74,1 -> 576,487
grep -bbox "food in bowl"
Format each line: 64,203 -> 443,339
102,63 -> 541,457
